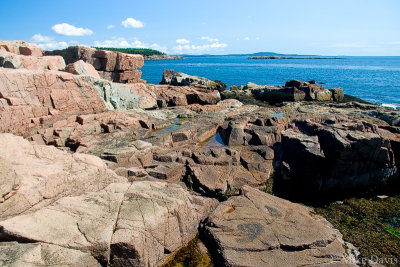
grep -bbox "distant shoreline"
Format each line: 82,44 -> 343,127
144,55 -> 184,61
248,56 -> 344,60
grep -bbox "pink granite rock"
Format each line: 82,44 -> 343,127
200,185 -> 355,266
115,52 -> 144,71
19,45 -> 43,57
0,133 -> 126,219
65,60 -> 101,78
155,85 -> 221,106
115,70 -> 142,83
93,50 -> 117,71
0,51 -> 65,71
0,68 -> 156,136
0,40 -> 35,55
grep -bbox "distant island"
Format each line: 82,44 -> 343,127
93,47 -> 183,61
249,56 -> 343,60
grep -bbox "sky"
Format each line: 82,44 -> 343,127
0,0 -> 399,56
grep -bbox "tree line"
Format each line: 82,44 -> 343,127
93,47 -> 166,56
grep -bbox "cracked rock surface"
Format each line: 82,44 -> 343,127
0,242 -> 100,267
200,185 -> 355,267
0,133 -> 217,266
0,133 -> 125,219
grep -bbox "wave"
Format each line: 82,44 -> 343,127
381,103 -> 399,109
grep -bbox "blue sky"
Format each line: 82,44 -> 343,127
0,0 -> 399,55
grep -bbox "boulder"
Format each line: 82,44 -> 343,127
160,69 -> 174,84
115,52 -> 144,71
0,40 -> 42,57
187,164 -> 263,198
0,51 -> 65,71
185,147 -> 270,199
45,45 -> 96,65
200,186 -> 354,266
147,162 -> 185,181
330,87 -> 344,102
160,69 -> 227,92
46,46 -> 144,84
19,45 -> 43,57
65,60 -> 101,78
93,50 -> 118,71
155,85 -> 221,107
115,69 -> 142,83
278,119 -> 399,199
218,112 -> 288,147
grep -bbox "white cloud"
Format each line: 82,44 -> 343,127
31,34 -> 53,42
107,25 -> 115,29
37,41 -> 69,50
172,42 -> 228,54
93,38 -> 145,48
176,38 -> 190,44
149,43 -> 168,53
121,17 -> 145,28
201,36 -> 219,42
255,37 -> 260,40
243,37 -> 250,41
52,23 -> 93,36
31,33 -> 71,50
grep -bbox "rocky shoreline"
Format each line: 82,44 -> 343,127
0,40 -> 399,266
144,54 -> 184,61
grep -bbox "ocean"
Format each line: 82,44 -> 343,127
141,55 -> 400,108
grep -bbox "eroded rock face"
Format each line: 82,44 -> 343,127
218,112 -> 288,146
0,180 -> 217,266
110,181 -> 218,266
0,133 -> 125,219
185,146 -> 271,199
0,40 -> 43,57
278,118 -> 399,199
46,46 -> 144,83
0,41 -> 66,71
0,68 -> 156,136
0,51 -> 65,71
200,186 -> 354,267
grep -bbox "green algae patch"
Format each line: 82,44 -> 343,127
384,216 -> 400,239
161,234 -> 213,267
264,168 -> 275,195
315,196 -> 400,266
385,225 -> 400,239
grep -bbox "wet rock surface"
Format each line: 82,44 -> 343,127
276,117 -> 399,200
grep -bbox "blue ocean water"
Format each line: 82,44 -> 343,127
141,55 -> 400,108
